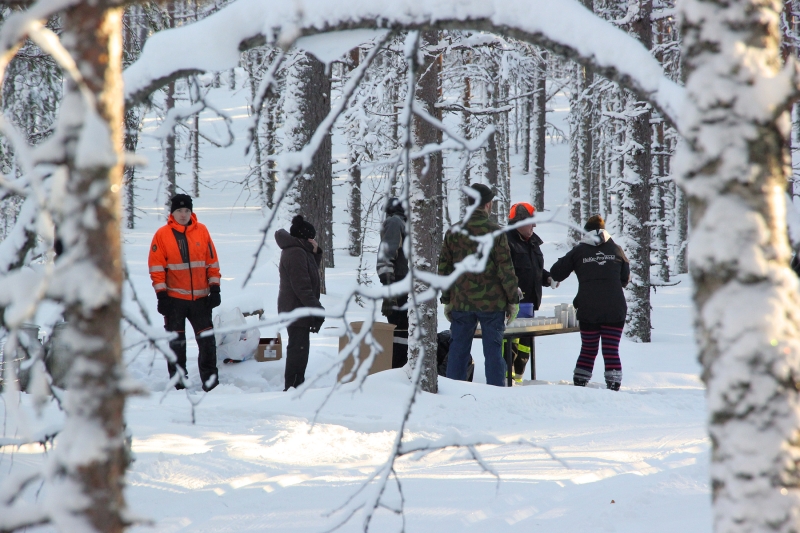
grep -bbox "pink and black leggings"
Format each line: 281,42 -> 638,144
573,322 -> 624,384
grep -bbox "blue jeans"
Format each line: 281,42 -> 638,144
446,310 -> 506,387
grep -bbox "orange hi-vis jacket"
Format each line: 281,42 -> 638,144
148,212 -> 221,301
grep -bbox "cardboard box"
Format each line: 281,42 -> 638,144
337,322 -> 395,383
255,335 -> 282,361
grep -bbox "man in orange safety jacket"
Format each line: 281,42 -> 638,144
149,194 -> 221,391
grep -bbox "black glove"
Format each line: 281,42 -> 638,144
156,292 -> 170,316
381,298 -> 398,317
310,316 -> 325,333
208,285 -> 221,309
379,272 -> 395,286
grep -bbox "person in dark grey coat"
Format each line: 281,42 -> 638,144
276,215 -> 325,390
550,215 -> 630,390
377,197 -> 409,368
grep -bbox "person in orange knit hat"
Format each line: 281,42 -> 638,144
506,202 -> 559,382
149,194 -> 221,392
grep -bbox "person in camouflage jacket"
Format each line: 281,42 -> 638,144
438,183 -> 519,386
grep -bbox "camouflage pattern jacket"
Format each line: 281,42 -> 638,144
438,209 -> 520,312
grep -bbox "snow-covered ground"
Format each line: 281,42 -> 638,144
2,71 -> 710,532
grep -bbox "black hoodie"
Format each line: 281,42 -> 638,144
550,230 -> 630,324
507,230 -> 550,309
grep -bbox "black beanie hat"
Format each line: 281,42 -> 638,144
170,194 -> 193,213
469,183 -> 496,206
584,215 -> 605,231
385,197 -> 405,217
290,215 -> 316,239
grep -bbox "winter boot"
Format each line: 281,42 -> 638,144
604,370 -> 622,391
573,367 -> 592,387
202,373 -> 218,392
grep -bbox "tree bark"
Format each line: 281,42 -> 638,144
57,3 -> 128,532
460,71 -> 472,219
407,31 -> 439,394
163,6 -> 176,204
679,0 -> 800,530
567,65 -> 583,244
282,50 -> 332,292
346,48 -> 362,258
531,51 -> 547,212
622,0 -> 653,343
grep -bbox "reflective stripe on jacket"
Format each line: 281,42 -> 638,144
148,212 -> 221,301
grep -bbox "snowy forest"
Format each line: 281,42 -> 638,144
0,0 -> 799,532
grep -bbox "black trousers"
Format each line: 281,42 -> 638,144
285,326 -> 310,390
386,294 -> 408,369
511,337 -> 533,376
164,297 -> 218,386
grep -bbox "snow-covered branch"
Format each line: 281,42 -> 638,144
123,0 -> 684,127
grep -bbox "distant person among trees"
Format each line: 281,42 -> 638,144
275,215 -> 325,391
507,202 -> 559,383
438,184 -> 520,387
377,197 -> 409,368
550,215 -> 630,390
149,194 -> 221,392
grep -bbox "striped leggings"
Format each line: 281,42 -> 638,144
573,322 -> 623,383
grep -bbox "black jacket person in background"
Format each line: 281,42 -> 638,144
550,215 -> 630,391
376,198 -> 409,368
507,202 -> 558,382
275,215 -> 325,391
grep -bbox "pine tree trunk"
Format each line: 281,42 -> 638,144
347,47 -> 362,257
523,89 -> 531,175
680,1 -> 800,530
408,31 -> 440,394
163,6 -> 176,204
58,3 -> 128,531
567,64 -> 583,244
191,112 -> 200,197
484,131 -> 500,224
460,72 -> 472,219
531,51 -> 547,212
654,118 -> 670,282
622,0 -> 653,343
674,183 -> 689,275
283,50 -> 332,292
264,102 -> 277,209
164,79 -> 177,202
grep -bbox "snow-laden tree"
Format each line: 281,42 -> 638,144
678,0 -> 800,530
0,1 -> 130,531
6,0 -> 800,531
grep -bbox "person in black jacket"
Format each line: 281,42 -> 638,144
550,215 -> 630,390
507,202 -> 558,381
275,215 -> 325,391
377,198 -> 409,368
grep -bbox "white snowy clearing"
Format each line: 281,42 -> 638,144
1,71 -> 709,532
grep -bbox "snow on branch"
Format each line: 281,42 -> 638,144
123,0 -> 685,128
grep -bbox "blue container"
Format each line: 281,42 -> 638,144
518,303 -> 534,318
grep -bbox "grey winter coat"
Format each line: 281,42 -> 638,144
376,213 -> 408,282
275,229 -> 323,328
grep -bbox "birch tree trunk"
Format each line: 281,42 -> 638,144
678,0 -> 800,531
54,3 -> 128,531
407,30 -> 439,394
